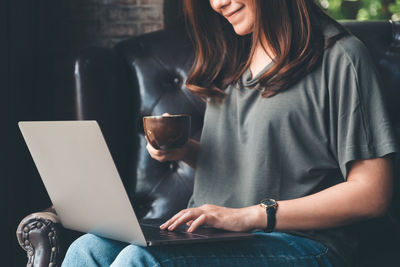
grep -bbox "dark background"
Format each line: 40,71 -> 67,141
1,0 -> 168,265
1,1 -> 53,265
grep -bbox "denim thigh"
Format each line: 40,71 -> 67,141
62,232 -> 346,267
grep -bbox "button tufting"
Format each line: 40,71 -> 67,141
24,227 -> 29,233
28,250 -> 34,256
49,263 -> 54,267
169,162 -> 178,172
51,247 -> 57,252
36,222 -> 42,228
24,240 -> 30,246
48,232 -> 54,237
173,77 -> 180,84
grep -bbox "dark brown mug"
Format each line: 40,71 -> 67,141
143,114 -> 191,150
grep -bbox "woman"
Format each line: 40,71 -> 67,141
63,0 -> 398,266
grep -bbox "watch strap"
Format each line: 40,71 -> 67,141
265,206 -> 276,233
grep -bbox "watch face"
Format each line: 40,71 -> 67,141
261,198 -> 277,208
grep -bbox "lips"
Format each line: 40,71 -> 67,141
224,6 -> 244,19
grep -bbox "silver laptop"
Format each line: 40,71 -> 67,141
19,121 -> 254,246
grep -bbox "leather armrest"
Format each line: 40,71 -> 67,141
16,206 -> 62,267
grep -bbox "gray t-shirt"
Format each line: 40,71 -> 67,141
188,24 -> 398,265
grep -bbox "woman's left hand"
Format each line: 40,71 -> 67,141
160,204 -> 266,233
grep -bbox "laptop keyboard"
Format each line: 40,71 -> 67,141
141,225 -> 206,241
138,219 -> 254,245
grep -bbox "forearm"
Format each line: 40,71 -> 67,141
276,180 -> 389,230
251,157 -> 393,231
250,183 -> 389,231
182,139 -> 200,169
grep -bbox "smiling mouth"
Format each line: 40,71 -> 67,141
224,6 -> 244,19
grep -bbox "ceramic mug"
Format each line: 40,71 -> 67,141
143,114 -> 191,150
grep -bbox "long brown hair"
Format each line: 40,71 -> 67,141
183,0 -> 348,99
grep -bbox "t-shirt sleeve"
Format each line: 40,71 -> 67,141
327,38 -> 399,179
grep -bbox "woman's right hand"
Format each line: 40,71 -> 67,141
146,138 -> 188,162
146,138 -> 199,169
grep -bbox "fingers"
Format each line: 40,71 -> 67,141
146,141 -> 161,155
145,141 -> 172,162
160,209 -> 207,232
160,209 -> 187,230
168,210 -> 198,231
145,139 -> 185,162
187,214 -> 207,232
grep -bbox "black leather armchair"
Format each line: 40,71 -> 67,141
17,21 -> 400,267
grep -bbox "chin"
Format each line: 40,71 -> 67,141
232,27 -> 252,36
232,24 -> 253,36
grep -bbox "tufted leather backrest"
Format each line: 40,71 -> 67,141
73,21 -> 400,222
340,21 -> 400,126
115,27 -> 204,219
74,26 -> 203,220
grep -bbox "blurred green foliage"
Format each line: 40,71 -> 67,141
318,0 -> 400,20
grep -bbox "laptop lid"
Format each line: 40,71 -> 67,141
18,121 -> 147,246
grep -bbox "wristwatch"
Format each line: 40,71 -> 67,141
260,198 -> 278,233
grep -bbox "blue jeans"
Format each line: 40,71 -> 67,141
62,232 -> 346,267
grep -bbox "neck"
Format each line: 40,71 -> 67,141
249,40 -> 274,78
